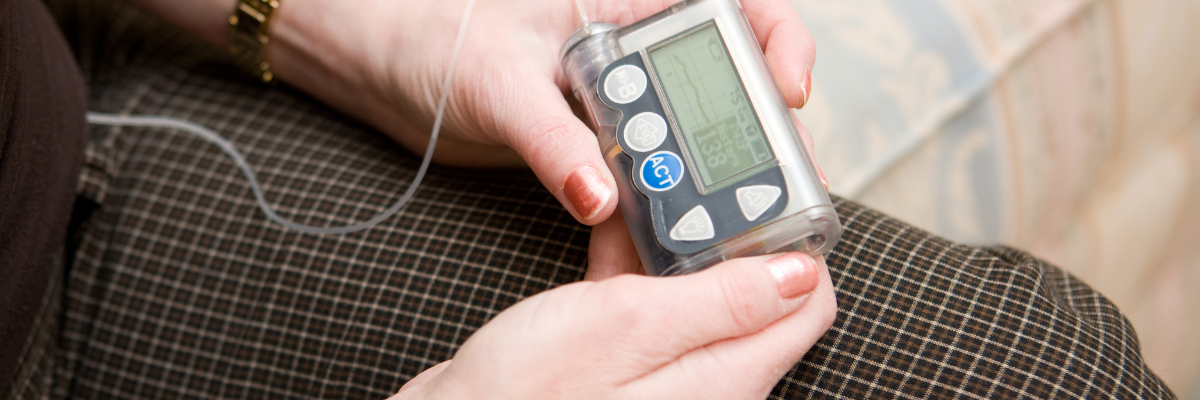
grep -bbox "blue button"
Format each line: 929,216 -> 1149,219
640,151 -> 685,192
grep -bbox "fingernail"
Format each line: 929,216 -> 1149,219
564,165 -> 612,221
766,253 -> 818,299
818,165 -> 828,192
798,68 -> 811,109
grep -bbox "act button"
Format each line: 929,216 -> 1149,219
639,151 -> 684,192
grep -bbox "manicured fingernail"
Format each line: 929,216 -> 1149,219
818,165 -> 828,192
798,68 -> 811,109
564,165 -> 612,221
767,253 -> 818,299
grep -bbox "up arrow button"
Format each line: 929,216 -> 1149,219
736,185 -> 782,221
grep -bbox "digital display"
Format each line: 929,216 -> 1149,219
648,22 -> 773,191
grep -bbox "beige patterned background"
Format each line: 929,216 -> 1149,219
791,0 -> 1200,396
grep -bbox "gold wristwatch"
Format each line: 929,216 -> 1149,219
228,0 -> 280,83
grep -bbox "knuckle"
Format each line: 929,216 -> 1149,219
514,115 -> 576,160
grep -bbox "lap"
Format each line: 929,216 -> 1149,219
44,1 -> 1173,399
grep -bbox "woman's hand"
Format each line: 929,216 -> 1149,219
263,0 -> 815,226
389,252 -> 836,400
125,0 -> 819,272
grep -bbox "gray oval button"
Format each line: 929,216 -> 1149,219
624,112 -> 668,152
604,65 -> 647,104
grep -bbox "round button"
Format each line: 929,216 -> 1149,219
604,65 -> 648,104
623,112 -> 668,152
639,151 -> 685,192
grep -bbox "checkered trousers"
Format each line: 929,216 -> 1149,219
28,0 -> 1173,399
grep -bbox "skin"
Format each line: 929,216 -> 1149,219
135,0 -> 816,227
390,253 -> 835,400
119,0 -> 831,398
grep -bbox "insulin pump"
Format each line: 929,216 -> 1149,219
561,0 -> 842,276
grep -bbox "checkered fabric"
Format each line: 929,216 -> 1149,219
4,251 -> 63,400
34,1 -> 1173,399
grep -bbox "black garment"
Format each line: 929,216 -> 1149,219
0,0 -> 85,395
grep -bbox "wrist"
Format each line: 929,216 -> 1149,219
124,0 -> 238,46
268,0 -> 360,80
266,0 -> 404,134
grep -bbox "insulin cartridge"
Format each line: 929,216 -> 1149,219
561,0 -> 842,276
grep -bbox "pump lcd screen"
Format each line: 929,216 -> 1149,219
648,22 -> 773,191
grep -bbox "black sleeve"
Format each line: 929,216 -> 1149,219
0,0 -> 86,395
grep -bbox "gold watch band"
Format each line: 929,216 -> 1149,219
228,0 -> 280,83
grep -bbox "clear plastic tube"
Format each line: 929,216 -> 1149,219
87,112 -> 433,234
573,0 -> 590,28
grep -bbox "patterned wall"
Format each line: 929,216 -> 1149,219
791,0 -> 1200,395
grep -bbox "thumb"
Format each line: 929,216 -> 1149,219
633,253 -> 821,359
499,82 -> 617,225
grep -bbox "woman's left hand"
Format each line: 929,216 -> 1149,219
389,252 -> 836,400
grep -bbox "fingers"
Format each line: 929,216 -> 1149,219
620,253 -> 821,359
792,113 -> 827,190
627,257 -> 837,399
586,208 -> 643,281
497,80 -> 618,226
741,0 -> 816,108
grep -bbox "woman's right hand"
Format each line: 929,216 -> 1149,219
265,0 -> 815,229
388,252 -> 836,400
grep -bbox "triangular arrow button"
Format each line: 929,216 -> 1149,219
736,185 -> 782,221
669,206 -> 715,242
